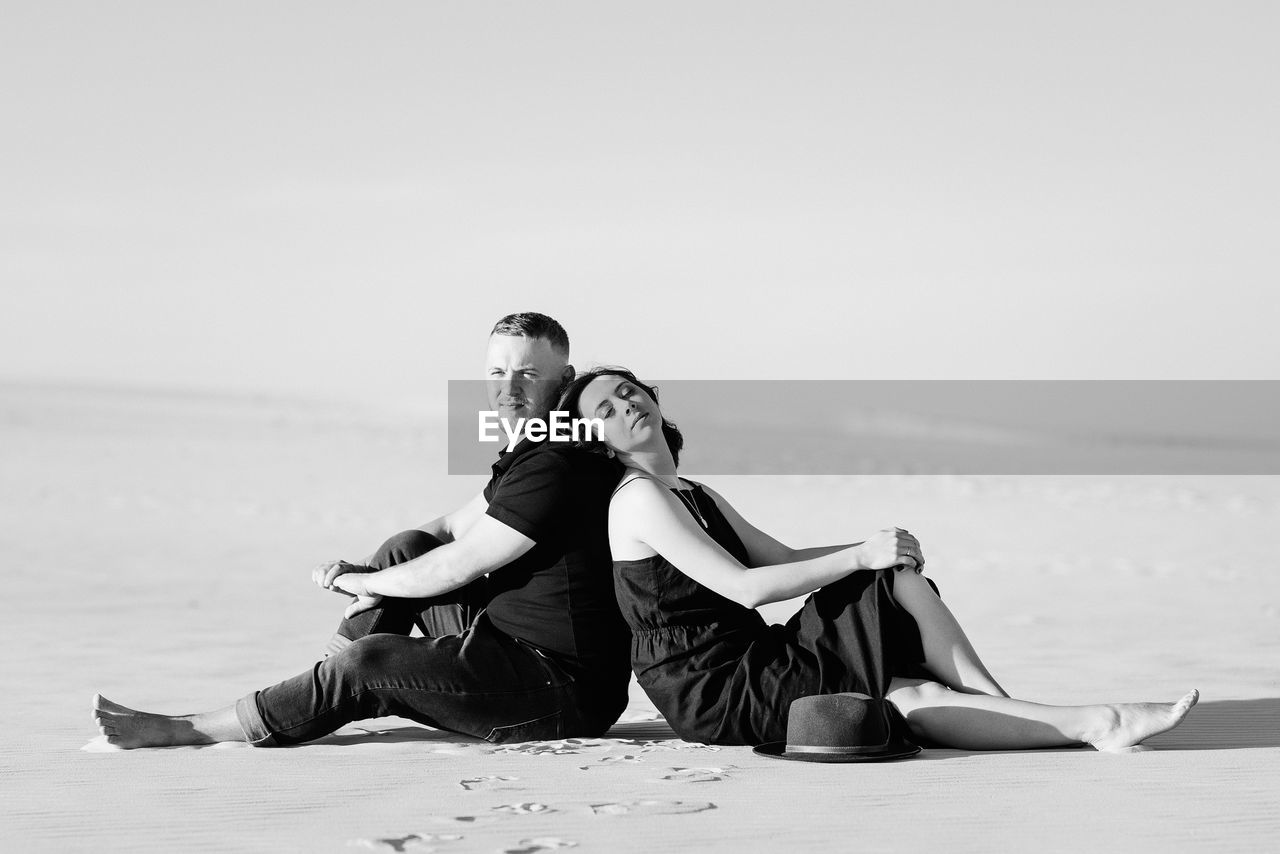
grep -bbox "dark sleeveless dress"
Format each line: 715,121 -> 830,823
613,480 -> 933,746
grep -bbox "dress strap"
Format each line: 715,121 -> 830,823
611,473 -> 653,498
612,472 -> 697,498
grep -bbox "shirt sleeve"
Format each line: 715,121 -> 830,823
485,448 -> 572,542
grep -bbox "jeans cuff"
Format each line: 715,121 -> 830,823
235,692 -> 280,747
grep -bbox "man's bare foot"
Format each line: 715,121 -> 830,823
1087,689 -> 1200,752
92,693 -> 234,749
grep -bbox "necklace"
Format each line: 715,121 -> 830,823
673,485 -> 708,529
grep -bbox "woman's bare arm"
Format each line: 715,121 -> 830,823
693,481 -> 862,567
611,478 -> 918,609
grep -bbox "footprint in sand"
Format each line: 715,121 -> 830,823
588,800 -> 716,816
491,803 -> 556,816
632,739 -> 721,754
458,775 -> 523,791
502,838 -> 577,854
350,832 -> 462,851
577,753 -> 645,771
424,803 -> 552,827
658,766 -> 734,783
421,799 -> 713,828
486,738 -> 616,757
425,815 -> 503,827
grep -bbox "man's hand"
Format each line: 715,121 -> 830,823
312,559 -> 373,592
342,594 -> 384,620
854,527 -> 925,572
331,570 -> 372,597
329,573 -> 385,617
312,561 -> 385,619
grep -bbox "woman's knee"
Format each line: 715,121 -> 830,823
888,567 -> 925,600
886,677 -> 951,712
890,568 -> 940,603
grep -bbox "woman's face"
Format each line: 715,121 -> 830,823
576,374 -> 663,458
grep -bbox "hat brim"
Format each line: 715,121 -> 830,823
752,741 -> 921,763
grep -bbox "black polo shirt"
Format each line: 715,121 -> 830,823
482,437 -> 628,677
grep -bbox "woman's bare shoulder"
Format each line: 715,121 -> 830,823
607,472 -> 673,558
612,471 -> 697,531
611,471 -> 669,511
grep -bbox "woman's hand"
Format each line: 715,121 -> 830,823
854,527 -> 924,572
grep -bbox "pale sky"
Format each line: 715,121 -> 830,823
4,1 -> 1279,407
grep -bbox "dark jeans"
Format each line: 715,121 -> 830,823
323,529 -> 490,654
235,530 -> 617,746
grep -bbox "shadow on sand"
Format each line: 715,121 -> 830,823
304,698 -> 1279,753
313,726 -> 485,747
911,697 -> 1280,759
310,717 -> 680,747
1143,697 -> 1280,751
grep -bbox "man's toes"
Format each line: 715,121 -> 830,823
94,695 -> 138,715
94,712 -> 119,726
93,693 -> 120,713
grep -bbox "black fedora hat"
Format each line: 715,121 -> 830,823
753,693 -> 921,763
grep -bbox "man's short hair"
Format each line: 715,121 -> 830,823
490,312 -> 570,355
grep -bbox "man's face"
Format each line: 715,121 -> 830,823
484,334 -> 570,427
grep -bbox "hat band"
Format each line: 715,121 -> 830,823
785,742 -> 891,755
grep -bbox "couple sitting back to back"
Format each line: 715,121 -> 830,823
95,312 -> 1197,754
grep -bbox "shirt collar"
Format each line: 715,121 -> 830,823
491,436 -> 545,477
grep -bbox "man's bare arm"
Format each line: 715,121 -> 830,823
330,514 -> 533,600
312,491 -> 495,611
419,490 -> 490,544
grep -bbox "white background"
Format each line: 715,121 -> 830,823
5,1 -> 1278,405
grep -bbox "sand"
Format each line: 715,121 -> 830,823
2,383 -> 1278,852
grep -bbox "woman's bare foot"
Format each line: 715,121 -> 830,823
1086,689 -> 1200,752
92,693 -> 241,749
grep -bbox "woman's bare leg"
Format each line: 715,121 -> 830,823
886,678 -> 1199,751
890,569 -> 1009,697
93,694 -> 245,749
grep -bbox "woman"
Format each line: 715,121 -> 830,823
559,367 -> 1198,751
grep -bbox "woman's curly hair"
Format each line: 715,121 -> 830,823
556,366 -> 685,466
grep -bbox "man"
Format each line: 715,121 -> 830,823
92,312 -> 632,747
314,311 -> 579,653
